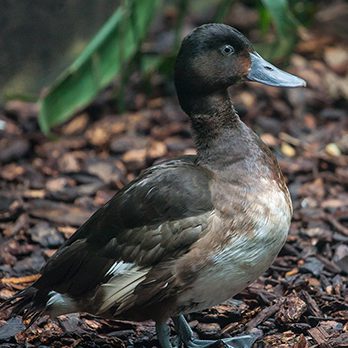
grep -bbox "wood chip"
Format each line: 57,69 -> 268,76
246,303 -> 280,330
276,294 -> 307,324
0,274 -> 40,286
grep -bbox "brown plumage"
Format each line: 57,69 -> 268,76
1,23 -> 305,348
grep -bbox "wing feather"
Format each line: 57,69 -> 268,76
15,156 -> 214,318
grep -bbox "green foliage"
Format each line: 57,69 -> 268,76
38,0 -> 160,134
259,0 -> 301,60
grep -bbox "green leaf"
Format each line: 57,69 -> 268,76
38,0 -> 160,134
261,0 -> 300,59
261,0 -> 299,37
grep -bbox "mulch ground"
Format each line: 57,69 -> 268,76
0,4 -> 348,348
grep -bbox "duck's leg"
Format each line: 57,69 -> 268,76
172,315 -> 258,348
156,321 -> 173,348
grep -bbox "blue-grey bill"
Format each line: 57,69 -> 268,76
247,52 -> 306,88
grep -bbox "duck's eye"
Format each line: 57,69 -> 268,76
220,44 -> 235,56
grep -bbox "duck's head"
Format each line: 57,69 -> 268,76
175,23 -> 305,114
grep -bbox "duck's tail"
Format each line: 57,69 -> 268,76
1,285 -> 47,327
1,241 -> 115,326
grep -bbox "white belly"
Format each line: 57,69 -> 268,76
178,180 -> 291,313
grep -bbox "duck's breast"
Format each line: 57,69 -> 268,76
176,178 -> 291,313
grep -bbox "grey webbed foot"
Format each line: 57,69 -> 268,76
172,315 -> 259,348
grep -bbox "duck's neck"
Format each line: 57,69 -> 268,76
182,89 -> 289,200
183,89 -> 267,178
182,90 -> 239,142
182,89 -> 245,164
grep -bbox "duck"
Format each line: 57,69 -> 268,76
2,23 -> 305,348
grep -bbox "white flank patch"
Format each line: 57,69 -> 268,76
47,291 -> 77,317
97,265 -> 149,315
105,261 -> 135,277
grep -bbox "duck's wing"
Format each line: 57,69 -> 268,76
5,156 -> 214,320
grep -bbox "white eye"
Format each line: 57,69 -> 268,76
220,44 -> 235,56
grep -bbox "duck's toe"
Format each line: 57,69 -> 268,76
182,335 -> 258,348
212,334 -> 258,348
173,315 -> 259,348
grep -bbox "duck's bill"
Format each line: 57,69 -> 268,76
247,52 -> 306,88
